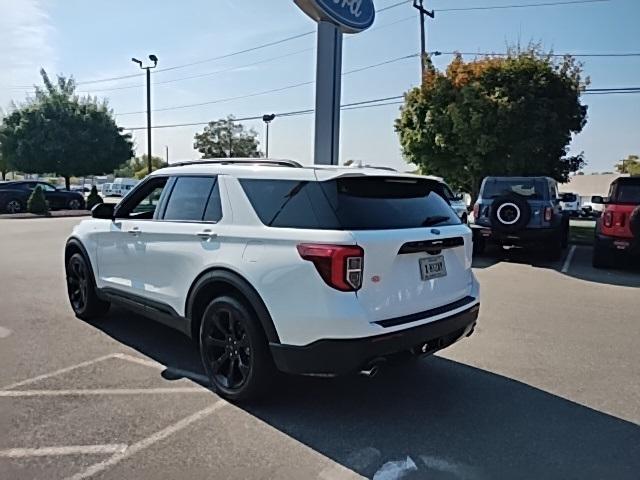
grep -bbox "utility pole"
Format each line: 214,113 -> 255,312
165,145 -> 169,166
132,55 -> 158,175
262,114 -> 275,158
413,0 -> 434,78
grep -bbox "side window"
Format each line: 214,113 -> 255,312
203,181 -> 222,222
117,177 -> 168,219
163,176 -> 217,222
39,183 -> 56,192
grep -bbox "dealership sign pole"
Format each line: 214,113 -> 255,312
294,0 -> 375,165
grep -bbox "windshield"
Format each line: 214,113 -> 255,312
483,179 -> 545,199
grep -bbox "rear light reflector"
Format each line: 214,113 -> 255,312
297,244 -> 364,291
544,207 -> 553,222
603,211 -> 613,228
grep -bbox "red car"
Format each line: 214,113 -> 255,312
591,176 -> 640,268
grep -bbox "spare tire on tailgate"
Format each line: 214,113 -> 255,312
630,205 -> 640,239
489,194 -> 531,233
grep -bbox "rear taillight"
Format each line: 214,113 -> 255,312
544,207 -> 553,222
473,204 -> 480,219
297,244 -> 364,292
603,211 -> 613,228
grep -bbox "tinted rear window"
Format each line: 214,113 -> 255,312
239,177 -> 459,230
483,179 -> 546,199
561,193 -> 578,202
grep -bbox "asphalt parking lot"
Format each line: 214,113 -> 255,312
1,218 -> 639,480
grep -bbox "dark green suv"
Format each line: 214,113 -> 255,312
471,176 -> 569,258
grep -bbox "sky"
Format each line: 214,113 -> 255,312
0,0 -> 638,173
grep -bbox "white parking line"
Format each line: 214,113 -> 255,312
66,400 -> 228,480
561,245 -> 577,273
1,354 -> 117,390
0,444 -> 128,458
0,387 -> 208,397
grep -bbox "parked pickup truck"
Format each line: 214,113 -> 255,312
0,181 -> 86,214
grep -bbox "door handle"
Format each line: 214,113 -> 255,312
128,226 -> 141,236
196,229 -> 217,240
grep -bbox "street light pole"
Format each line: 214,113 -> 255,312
132,55 -> 158,175
262,114 -> 276,158
413,0 -> 434,77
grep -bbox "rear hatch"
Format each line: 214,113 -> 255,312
477,178 -> 548,228
317,175 -> 474,322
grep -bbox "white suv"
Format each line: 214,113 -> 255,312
65,159 -> 480,401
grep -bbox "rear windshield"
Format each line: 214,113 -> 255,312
239,177 -> 459,230
561,193 -> 578,202
483,179 -> 545,200
612,182 -> 640,204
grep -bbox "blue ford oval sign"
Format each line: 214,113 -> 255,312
295,0 -> 375,34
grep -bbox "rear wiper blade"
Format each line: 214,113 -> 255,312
422,215 -> 450,227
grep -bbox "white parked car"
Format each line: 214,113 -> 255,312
110,178 -> 139,197
64,159 -> 480,401
560,192 -> 581,217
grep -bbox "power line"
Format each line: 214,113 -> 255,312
116,54 -> 417,116
437,0 -> 609,12
122,95 -> 406,130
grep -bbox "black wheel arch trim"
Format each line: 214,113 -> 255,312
185,268 -> 280,344
65,238 -> 99,289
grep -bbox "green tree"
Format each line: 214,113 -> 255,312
115,155 -> 165,179
194,116 -> 261,158
395,49 -> 589,199
615,155 -> 640,175
27,185 -> 49,215
0,69 -> 133,190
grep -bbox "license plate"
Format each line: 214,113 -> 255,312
419,255 -> 447,280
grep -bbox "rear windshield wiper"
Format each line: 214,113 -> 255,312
422,215 -> 450,227
267,182 -> 308,226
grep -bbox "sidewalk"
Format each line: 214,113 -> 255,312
0,210 -> 90,220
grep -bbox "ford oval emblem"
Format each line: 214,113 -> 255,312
294,0 -> 376,34
430,228 -> 441,235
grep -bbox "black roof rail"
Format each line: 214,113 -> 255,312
170,158 -> 303,168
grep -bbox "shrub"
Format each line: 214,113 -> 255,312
27,186 -> 49,215
86,185 -> 104,210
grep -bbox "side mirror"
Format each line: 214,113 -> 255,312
91,202 -> 115,219
591,195 -> 604,204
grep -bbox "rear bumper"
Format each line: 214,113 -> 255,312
471,224 -> 558,244
270,303 -> 479,376
595,234 -> 639,255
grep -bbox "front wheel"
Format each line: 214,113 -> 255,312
66,253 -> 110,319
68,198 -> 84,210
4,198 -> 24,214
199,295 -> 274,402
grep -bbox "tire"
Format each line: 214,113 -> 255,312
65,253 -> 110,319
545,233 -> 563,260
68,198 -> 83,210
4,198 -> 24,214
199,295 -> 274,402
460,213 -> 468,225
592,239 -> 614,269
489,195 -> 531,233
561,223 -> 569,249
472,231 -> 486,255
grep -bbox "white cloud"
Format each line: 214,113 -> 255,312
0,0 -> 56,110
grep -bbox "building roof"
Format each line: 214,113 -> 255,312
560,173 -> 628,197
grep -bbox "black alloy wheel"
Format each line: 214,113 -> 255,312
68,198 -> 83,210
202,306 -> 251,390
5,199 -> 23,214
67,255 -> 89,313
65,253 -> 110,319
199,295 -> 273,401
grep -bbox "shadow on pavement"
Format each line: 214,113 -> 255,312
86,310 -> 639,480
563,245 -> 640,288
471,243 -> 561,270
